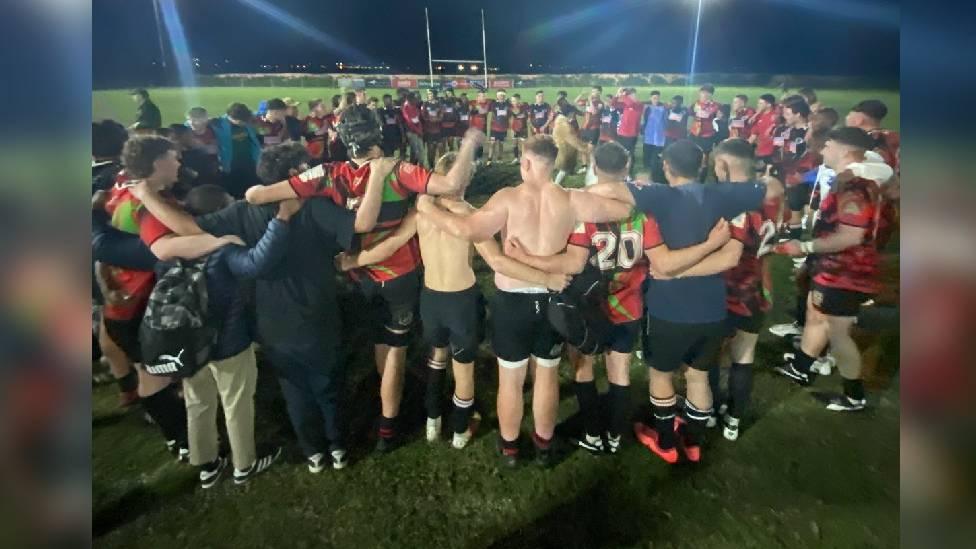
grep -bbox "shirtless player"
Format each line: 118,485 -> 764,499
337,152 -> 571,450
416,135 -> 633,468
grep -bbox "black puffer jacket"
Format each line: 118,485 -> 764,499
157,217 -> 290,361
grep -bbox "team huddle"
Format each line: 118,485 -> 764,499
92,83 -> 899,488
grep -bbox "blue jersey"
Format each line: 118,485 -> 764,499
628,181 -> 765,323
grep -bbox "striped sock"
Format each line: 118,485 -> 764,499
650,394 -> 678,449
451,394 -> 474,434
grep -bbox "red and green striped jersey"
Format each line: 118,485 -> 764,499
568,212 -> 663,324
102,172 -> 155,320
289,160 -> 431,282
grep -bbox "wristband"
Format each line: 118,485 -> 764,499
800,240 -> 815,255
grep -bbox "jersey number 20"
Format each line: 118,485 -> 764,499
593,230 -> 642,270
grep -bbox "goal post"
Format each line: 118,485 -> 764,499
425,7 -> 489,88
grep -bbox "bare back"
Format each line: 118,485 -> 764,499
496,181 -> 578,291
417,206 -> 477,292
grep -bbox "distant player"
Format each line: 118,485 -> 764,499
580,88 -> 604,173
664,95 -> 689,145
422,89 -> 444,168
379,94 -> 405,159
771,95 -> 813,242
488,90 -> 511,164
728,95 -> 756,140
440,89 -> 460,152
529,90 -> 551,135
510,94 -> 529,163
689,84 -> 720,167
748,94 -> 779,170
256,98 -> 291,148
302,99 -> 331,164
469,90 -> 491,163
613,88 -> 643,177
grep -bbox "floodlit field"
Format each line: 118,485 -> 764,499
93,84 -> 900,548
93,86 -> 900,130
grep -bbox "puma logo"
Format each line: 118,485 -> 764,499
145,349 -> 185,375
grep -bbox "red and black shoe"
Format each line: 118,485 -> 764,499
633,422 -> 678,464
674,417 -> 701,463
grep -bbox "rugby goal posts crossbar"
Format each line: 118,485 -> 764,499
425,7 -> 488,88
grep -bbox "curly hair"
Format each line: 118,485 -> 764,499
121,135 -> 176,178
257,142 -> 311,183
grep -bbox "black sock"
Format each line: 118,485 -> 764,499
792,350 -> 816,375
379,415 -> 397,440
532,431 -> 552,451
424,359 -> 448,420
707,366 -> 722,407
573,381 -> 601,438
795,297 -> 807,326
789,225 -> 803,240
681,400 -> 713,446
729,363 -> 754,418
451,394 -> 474,434
842,378 -> 865,401
142,386 -> 187,446
649,395 -> 677,449
499,434 -> 519,456
606,383 -> 630,439
116,371 -> 138,393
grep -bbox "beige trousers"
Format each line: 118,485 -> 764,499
182,345 -> 258,470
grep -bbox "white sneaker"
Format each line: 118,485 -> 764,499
723,416 -> 740,441
451,412 -> 481,450
452,430 -> 473,450
769,321 -> 803,338
308,453 -> 326,474
707,403 -> 728,428
331,449 -> 347,470
810,354 -> 836,376
511,158 -> 520,165
426,417 -> 442,442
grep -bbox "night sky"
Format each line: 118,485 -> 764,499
93,0 -> 899,87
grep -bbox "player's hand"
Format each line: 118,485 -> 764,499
416,194 -> 437,214
504,237 -> 527,258
276,198 -> 303,221
92,190 -> 110,211
369,156 -> 397,173
545,273 -> 571,292
440,197 -> 469,215
104,289 -> 133,306
463,127 -> 487,147
773,240 -> 803,256
648,264 -> 674,280
220,234 -> 246,247
707,218 -> 731,248
128,180 -> 152,201
335,252 -> 358,272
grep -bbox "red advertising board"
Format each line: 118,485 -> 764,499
490,80 -> 513,89
392,78 -> 418,89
